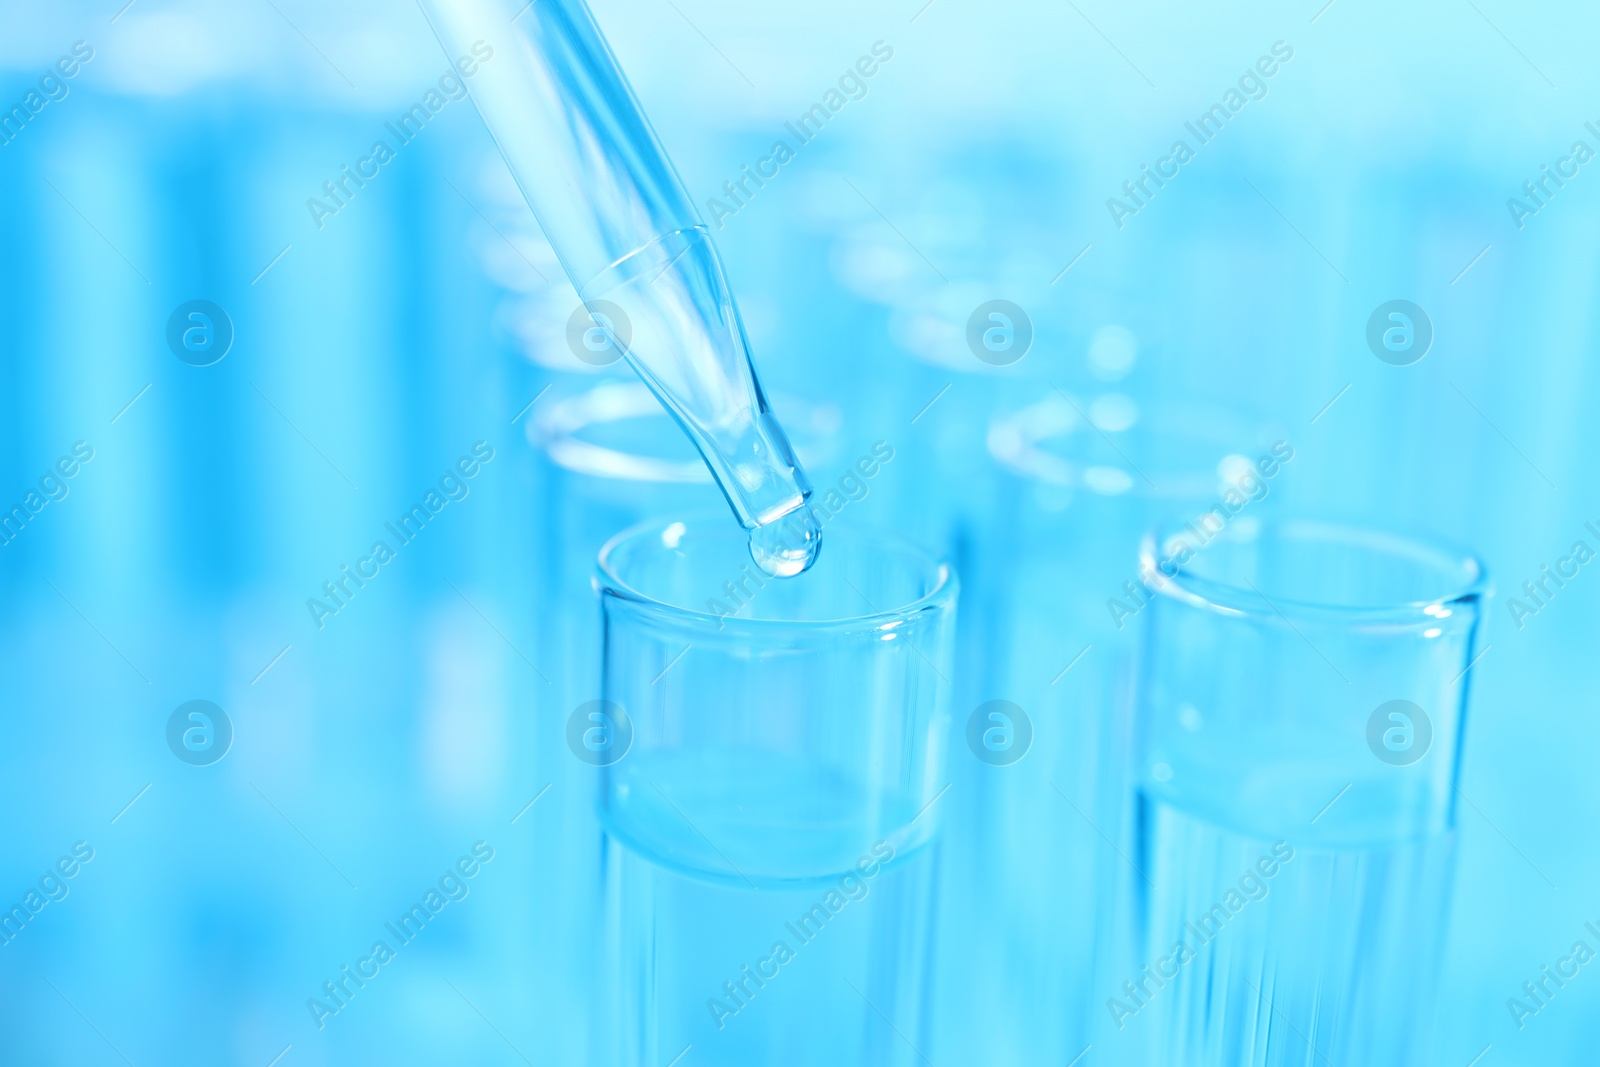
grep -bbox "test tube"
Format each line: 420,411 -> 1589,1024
1129,517 -> 1486,1065
416,0 -> 820,575
927,396 -> 1282,1066
526,385 -> 843,1059
587,515 -> 957,1066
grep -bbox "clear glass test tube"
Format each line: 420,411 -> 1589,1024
588,516 -> 957,1066
925,397 -> 1283,1066
524,382 -> 843,1059
1126,517 -> 1487,1066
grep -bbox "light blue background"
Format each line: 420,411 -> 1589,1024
0,0 -> 1594,1063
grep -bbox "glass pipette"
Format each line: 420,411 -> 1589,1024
417,0 -> 821,577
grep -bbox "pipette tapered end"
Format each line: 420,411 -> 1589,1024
748,504 -> 823,579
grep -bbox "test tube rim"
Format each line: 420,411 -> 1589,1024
594,512 -> 959,635
987,394 -> 1286,500
1139,516 -> 1489,626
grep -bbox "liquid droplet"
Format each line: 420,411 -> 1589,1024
748,504 -> 822,578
